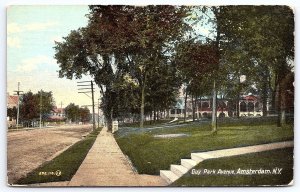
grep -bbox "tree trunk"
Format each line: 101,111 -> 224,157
280,82 -> 286,125
236,82 -> 240,118
150,111 -> 152,125
192,95 -> 195,121
106,108 -> 113,132
236,93 -> 240,118
262,73 -> 268,117
199,96 -> 202,119
140,83 -> 145,128
270,88 -> 276,114
195,95 -> 199,120
212,80 -> 217,133
276,83 -> 281,127
184,86 -> 188,122
262,89 -> 268,117
212,7 -> 220,134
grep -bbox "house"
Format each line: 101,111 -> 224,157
7,93 -> 18,127
169,85 -> 264,119
45,107 -> 66,123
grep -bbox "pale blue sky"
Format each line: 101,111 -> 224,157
7,5 -> 101,108
6,5 -> 214,109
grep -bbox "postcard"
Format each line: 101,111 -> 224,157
7,5 -> 294,187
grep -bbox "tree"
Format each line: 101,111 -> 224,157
188,6 -> 223,133
65,103 -> 80,122
54,5 -> 190,130
88,5 -> 189,128
20,91 -> 38,123
19,90 -> 55,125
218,6 -> 294,126
175,39 -> 218,122
65,103 -> 91,123
79,107 -> 91,123
191,5 -> 294,131
7,107 -> 17,120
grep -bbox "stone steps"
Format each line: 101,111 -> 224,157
170,164 -> 189,177
159,141 -> 293,185
181,159 -> 197,169
160,170 -> 179,184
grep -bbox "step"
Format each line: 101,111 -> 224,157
170,164 -> 189,177
181,159 -> 197,169
191,153 -> 213,162
160,170 -> 179,184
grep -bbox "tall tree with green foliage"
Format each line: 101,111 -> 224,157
7,107 -> 17,121
218,5 -> 294,126
175,40 -> 218,122
79,107 -> 91,123
65,103 -> 80,122
54,5 -> 190,130
191,5 -> 294,130
19,90 -> 55,125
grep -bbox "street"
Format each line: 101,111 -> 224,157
7,124 -> 92,184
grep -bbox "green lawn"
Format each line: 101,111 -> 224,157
115,123 -> 293,175
172,147 -> 294,186
16,128 -> 101,185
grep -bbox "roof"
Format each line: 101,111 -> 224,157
7,95 -> 18,108
242,95 -> 259,101
52,107 -> 65,113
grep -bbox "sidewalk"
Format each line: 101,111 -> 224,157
198,140 -> 294,159
68,127 -> 167,186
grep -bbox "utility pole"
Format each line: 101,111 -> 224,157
60,101 -> 63,117
91,81 -> 95,130
39,89 -> 43,128
77,80 -> 96,131
13,82 -> 23,129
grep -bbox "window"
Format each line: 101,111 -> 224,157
240,102 -> 247,112
248,102 -> 254,112
202,102 -> 209,109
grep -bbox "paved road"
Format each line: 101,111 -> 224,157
7,124 -> 92,184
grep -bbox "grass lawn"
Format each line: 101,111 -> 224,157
16,128 -> 101,185
172,147 -> 294,186
115,122 -> 293,175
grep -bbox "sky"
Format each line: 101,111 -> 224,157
6,5 -> 218,111
6,5 -> 215,110
7,5 -> 101,109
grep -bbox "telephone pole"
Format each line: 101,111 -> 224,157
39,89 -> 43,128
77,80 -> 96,131
13,82 -> 23,129
98,98 -> 100,128
60,101 -> 63,117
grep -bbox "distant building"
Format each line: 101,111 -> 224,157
45,107 -> 66,123
169,86 -> 265,119
7,93 -> 18,127
7,94 -> 18,108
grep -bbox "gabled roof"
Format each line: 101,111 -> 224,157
242,95 -> 259,101
7,95 -> 18,107
52,107 -> 65,113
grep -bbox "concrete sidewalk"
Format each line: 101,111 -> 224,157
68,127 -> 167,186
